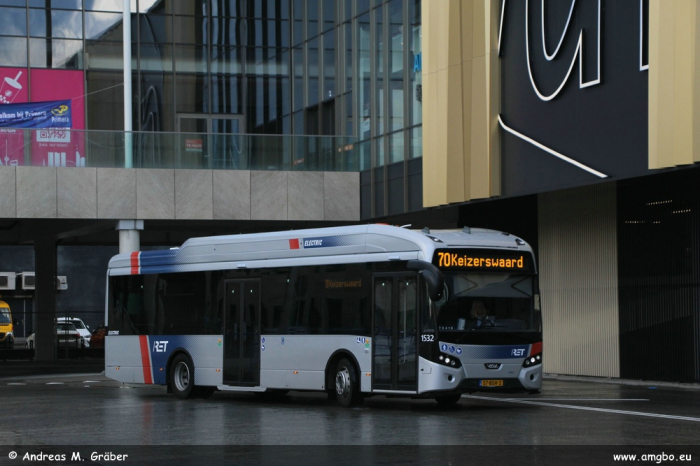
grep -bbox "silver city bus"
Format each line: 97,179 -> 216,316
105,224 -> 542,406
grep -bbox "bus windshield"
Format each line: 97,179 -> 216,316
0,308 -> 10,324
435,273 -> 539,335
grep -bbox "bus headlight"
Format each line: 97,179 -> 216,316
435,354 -> 462,368
522,353 -> 542,368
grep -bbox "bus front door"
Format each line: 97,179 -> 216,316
223,280 -> 261,386
372,274 -> 418,392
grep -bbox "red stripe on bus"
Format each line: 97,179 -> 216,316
289,239 -> 300,249
130,251 -> 140,275
530,341 -> 542,356
139,335 -> 153,384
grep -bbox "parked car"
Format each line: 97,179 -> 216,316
56,317 -> 90,348
56,322 -> 83,348
90,324 -> 107,348
25,322 -> 89,349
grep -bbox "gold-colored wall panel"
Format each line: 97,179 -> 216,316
538,183 -> 620,378
649,0 -> 700,168
422,0 -> 501,208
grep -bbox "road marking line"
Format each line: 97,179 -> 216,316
494,398 -> 650,401
466,395 -> 700,422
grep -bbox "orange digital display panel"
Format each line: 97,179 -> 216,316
432,249 -> 535,273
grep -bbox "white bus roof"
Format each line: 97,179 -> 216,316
108,224 -> 534,275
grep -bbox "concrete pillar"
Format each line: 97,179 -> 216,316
116,220 -> 144,254
33,237 -> 57,362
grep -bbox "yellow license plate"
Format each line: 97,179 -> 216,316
480,379 -> 504,387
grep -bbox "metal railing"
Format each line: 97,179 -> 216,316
0,129 -> 361,172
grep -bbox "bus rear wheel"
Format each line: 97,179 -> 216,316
435,393 -> 462,405
170,354 -> 195,399
335,358 -> 363,408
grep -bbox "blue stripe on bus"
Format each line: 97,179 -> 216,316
139,249 -> 179,267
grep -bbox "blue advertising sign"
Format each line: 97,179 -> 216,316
0,100 -> 72,129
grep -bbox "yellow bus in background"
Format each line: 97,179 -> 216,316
0,300 -> 15,349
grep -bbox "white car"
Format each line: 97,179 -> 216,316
26,322 -> 89,348
56,317 -> 91,348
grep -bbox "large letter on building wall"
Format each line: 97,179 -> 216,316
649,0 -> 700,168
422,0 -> 501,208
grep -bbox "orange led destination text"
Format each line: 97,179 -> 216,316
437,252 -> 524,269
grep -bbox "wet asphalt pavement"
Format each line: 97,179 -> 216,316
0,370 -> 699,465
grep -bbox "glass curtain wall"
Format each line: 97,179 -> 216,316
348,0 -> 423,219
0,0 -> 422,211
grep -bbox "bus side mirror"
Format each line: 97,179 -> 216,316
407,260 -> 444,302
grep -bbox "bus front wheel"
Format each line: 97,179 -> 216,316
170,354 -> 195,399
335,358 -> 363,408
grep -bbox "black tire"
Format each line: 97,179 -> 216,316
435,393 -> 462,405
170,354 -> 195,399
334,358 -> 363,408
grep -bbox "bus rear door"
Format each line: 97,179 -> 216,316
372,273 -> 418,392
223,279 -> 261,386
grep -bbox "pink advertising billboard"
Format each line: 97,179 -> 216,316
0,67 -> 85,167
0,68 -> 28,167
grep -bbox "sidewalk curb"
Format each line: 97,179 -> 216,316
544,373 -> 700,390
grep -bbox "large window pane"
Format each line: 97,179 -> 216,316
44,9 -> 83,39
343,22 -> 352,94
140,42 -> 173,72
173,16 -> 208,45
388,0 -> 404,131
170,1 -> 207,16
211,75 -> 242,114
85,12 -> 122,40
211,17 -> 244,46
86,70 -> 123,131
174,44 -> 206,73
306,0 -> 318,39
0,7 -> 27,36
322,30 -> 334,100
211,46 -> 243,74
248,19 -> 289,48
389,130 -> 403,164
307,37 -> 319,106
0,37 -> 26,67
30,0 -> 82,8
322,0 -> 335,32
357,12 -> 370,140
410,125 -> 422,159
247,76 -> 288,134
84,0 -> 122,12
175,74 -> 209,113
86,40 -> 122,69
248,0 -> 290,20
141,71 -> 175,131
409,0 -> 421,126
248,47 -> 289,76
30,38 -> 83,68
292,0 -> 303,46
374,6 -> 384,135
292,47 -> 303,111
139,14 -> 171,44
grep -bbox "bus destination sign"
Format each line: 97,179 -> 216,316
432,249 -> 534,273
